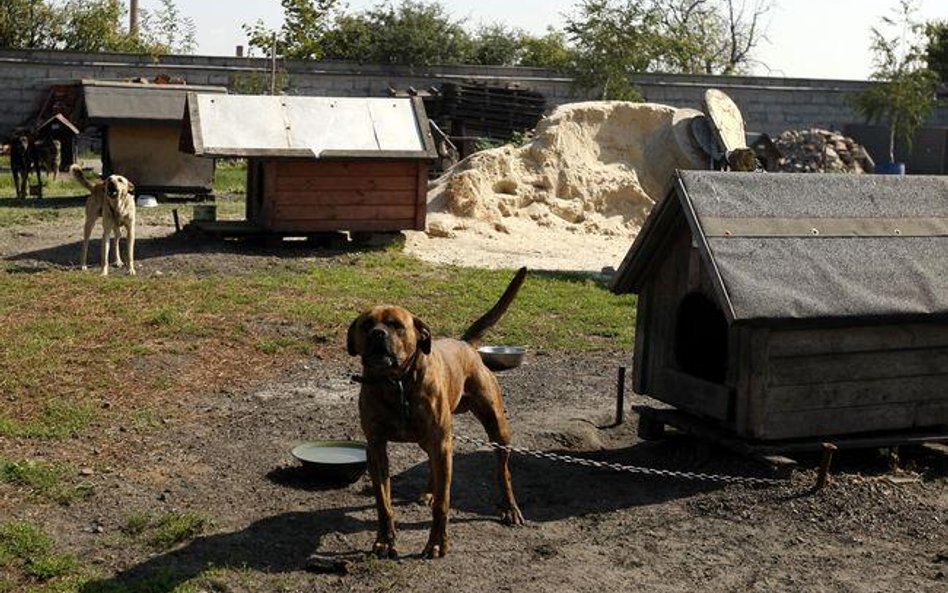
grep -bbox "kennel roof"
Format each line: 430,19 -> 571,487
180,93 -> 437,160
81,80 -> 226,125
611,170 -> 948,325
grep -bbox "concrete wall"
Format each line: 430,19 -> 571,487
2,47 -> 946,156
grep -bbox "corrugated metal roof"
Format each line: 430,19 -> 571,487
182,94 -> 436,159
82,80 -> 226,125
612,171 -> 948,325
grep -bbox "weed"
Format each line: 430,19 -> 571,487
120,512 -> 152,537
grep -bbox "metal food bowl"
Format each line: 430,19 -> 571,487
478,345 -> 526,371
291,440 -> 367,484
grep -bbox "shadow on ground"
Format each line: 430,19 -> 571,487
3,228 -> 399,274
80,441 -> 728,592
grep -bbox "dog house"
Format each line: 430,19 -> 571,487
180,93 -> 437,234
80,80 -> 227,194
611,171 -> 948,442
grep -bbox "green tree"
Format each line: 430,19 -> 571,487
321,13 -> 375,62
56,0 -> 137,52
468,23 -> 525,66
243,0 -> 341,60
519,29 -> 575,70
358,1 -> 472,65
139,0 -> 196,55
850,0 -> 940,164
0,0 -> 62,50
924,20 -> 947,81
564,0 -> 664,100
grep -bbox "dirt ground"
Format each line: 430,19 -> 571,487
1,204 -> 946,593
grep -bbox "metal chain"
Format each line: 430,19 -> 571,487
453,433 -> 787,486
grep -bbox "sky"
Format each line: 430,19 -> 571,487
141,0 -> 947,81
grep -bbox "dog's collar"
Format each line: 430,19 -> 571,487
352,347 -> 422,426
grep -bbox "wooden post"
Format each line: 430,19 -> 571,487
615,366 -> 627,425
814,442 -> 837,491
172,208 -> 180,233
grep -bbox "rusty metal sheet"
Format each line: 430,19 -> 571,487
188,94 -> 434,159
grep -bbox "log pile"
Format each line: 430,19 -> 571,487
774,129 -> 875,173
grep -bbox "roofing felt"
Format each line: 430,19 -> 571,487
612,170 -> 948,324
82,80 -> 226,125
182,94 -> 436,159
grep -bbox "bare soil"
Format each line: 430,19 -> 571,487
1,209 -> 946,593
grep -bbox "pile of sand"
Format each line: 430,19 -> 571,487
405,101 -> 707,271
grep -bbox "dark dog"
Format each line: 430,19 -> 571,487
347,267 -> 527,559
9,130 -> 41,199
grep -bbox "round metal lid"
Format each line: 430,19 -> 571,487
703,88 -> 747,152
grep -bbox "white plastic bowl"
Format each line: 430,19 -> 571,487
136,195 -> 158,208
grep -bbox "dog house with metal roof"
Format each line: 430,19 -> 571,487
180,93 -> 437,235
611,171 -> 948,443
80,80 -> 227,194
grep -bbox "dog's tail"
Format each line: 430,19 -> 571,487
69,164 -> 94,191
461,267 -> 527,345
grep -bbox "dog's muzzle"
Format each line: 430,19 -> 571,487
364,329 -> 398,369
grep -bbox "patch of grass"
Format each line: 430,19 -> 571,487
213,160 -> 247,195
118,512 -> 209,551
148,513 -> 208,551
0,249 -> 634,444
129,409 -> 163,433
120,512 -> 151,537
0,458 -> 93,504
0,521 -> 79,586
257,336 -> 313,355
0,402 -> 95,440
0,154 -> 88,227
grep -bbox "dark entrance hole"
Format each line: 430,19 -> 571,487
674,292 -> 728,384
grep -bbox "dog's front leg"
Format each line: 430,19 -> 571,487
422,436 -> 453,559
100,225 -> 111,276
113,233 -> 124,268
81,214 -> 96,270
366,438 -> 398,559
125,222 -> 135,275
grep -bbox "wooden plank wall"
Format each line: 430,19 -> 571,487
636,216 -> 736,422
262,160 -> 426,232
756,322 -> 948,439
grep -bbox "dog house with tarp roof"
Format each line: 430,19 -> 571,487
80,80 -> 227,194
180,93 -> 437,235
611,171 -> 948,443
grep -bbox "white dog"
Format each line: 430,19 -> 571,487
70,165 -> 137,276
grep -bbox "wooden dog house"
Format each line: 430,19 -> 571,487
80,80 -> 227,194
611,171 -> 948,442
181,94 -> 437,234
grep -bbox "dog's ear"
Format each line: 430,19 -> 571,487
126,180 -> 135,194
414,316 -> 432,355
346,315 -> 363,356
